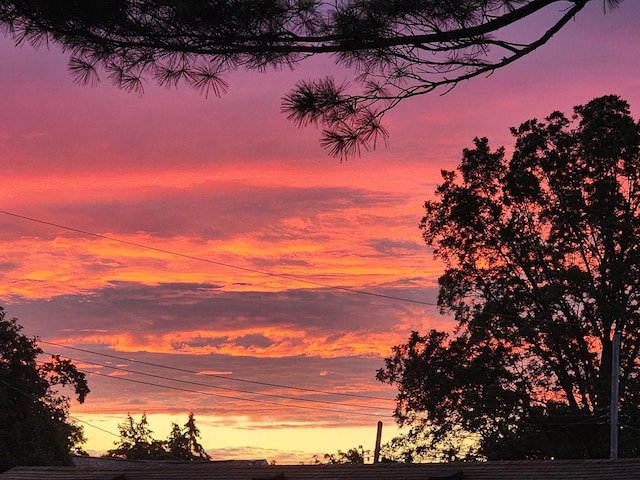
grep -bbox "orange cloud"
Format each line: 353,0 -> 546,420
50,323 -> 430,359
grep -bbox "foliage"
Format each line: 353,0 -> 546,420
0,306 -> 89,472
0,0 -> 622,157
106,412 -> 210,461
166,412 -> 211,461
377,435 -> 431,463
313,445 -> 369,464
106,413 -> 168,460
377,95 -> 640,461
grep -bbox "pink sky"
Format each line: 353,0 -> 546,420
2,0 -> 640,463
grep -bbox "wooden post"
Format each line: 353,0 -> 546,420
374,421 -> 383,464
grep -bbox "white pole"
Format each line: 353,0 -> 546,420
610,330 -> 621,460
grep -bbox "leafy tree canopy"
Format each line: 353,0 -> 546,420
0,306 -> 90,472
106,412 -> 211,461
313,445 -> 369,464
377,94 -> 640,461
0,0 -> 623,157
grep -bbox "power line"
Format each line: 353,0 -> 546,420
40,340 -> 396,403
69,415 -> 120,438
0,210 -> 437,307
42,350 -> 390,412
87,370 -> 390,419
67,415 -> 207,462
0,379 -> 120,439
0,378 -> 42,402
1,210 -> 583,326
2,209 -> 589,327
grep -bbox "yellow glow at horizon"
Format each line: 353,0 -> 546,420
73,412 -> 402,464
3,138 -> 440,464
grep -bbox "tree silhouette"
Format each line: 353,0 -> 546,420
166,412 -> 211,461
0,0 -> 623,156
314,445 -> 369,464
0,307 -> 89,472
106,413 -> 168,460
107,412 -> 210,461
377,95 -> 640,460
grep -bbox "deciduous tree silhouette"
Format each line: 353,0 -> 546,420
377,95 -> 640,461
314,445 -> 368,464
0,307 -> 89,472
0,0 -> 623,156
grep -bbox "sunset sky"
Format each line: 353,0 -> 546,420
2,0 -> 640,464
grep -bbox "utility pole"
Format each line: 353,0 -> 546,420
610,330 -> 621,460
374,421 -> 383,464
